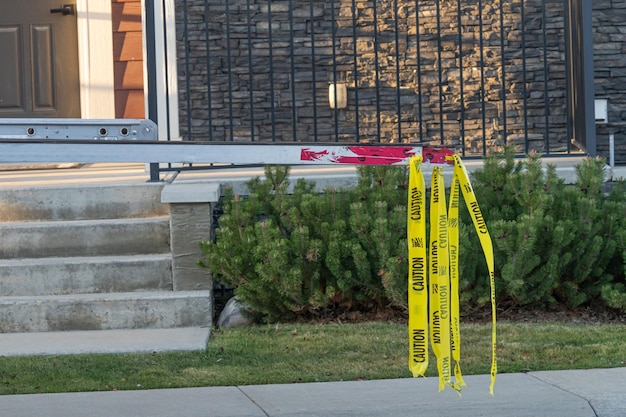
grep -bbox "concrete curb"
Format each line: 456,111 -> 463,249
0,368 -> 623,417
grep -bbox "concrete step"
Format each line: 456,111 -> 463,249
0,217 -> 170,259
0,171 -> 213,343
0,291 -> 211,333
0,327 -> 211,356
0,183 -> 168,222
0,254 -> 173,296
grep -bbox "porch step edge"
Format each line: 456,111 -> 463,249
0,327 -> 211,356
0,291 -> 212,333
0,254 -> 173,296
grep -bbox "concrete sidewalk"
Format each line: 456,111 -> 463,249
0,368 -> 623,417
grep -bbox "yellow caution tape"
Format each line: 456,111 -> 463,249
407,154 -> 497,395
451,154 -> 497,395
407,156 -> 428,377
428,167 -> 442,389
448,167 -> 466,389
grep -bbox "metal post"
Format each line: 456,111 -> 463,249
565,0 -> 596,156
609,132 -> 615,168
145,0 -> 160,181
581,0 -> 597,157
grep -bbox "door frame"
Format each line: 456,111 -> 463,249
74,0 -> 180,140
145,0 -> 180,141
75,0 -> 115,119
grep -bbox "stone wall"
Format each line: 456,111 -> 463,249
593,0 -> 626,163
175,0 -> 625,160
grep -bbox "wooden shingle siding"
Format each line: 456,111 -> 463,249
112,0 -> 144,119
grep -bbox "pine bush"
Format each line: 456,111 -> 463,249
600,181 -> 626,310
470,150 -> 626,310
201,153 -> 626,322
200,165 -> 412,321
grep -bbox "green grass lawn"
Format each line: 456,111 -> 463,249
0,321 -> 624,395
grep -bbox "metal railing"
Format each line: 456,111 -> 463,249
175,0 -> 590,158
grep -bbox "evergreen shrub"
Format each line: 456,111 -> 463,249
199,165 -> 411,321
200,153 -> 626,322
470,149 -> 626,310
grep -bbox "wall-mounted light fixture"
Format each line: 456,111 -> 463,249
329,83 -> 348,109
595,99 -> 608,124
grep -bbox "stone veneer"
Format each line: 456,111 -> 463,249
175,0 -> 626,161
593,0 -> 626,163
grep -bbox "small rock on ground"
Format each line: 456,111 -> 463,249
217,297 -> 255,328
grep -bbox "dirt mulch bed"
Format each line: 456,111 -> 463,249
304,304 -> 626,325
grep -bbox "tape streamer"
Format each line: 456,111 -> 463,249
407,155 -> 497,395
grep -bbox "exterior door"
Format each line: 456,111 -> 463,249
0,0 -> 80,118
